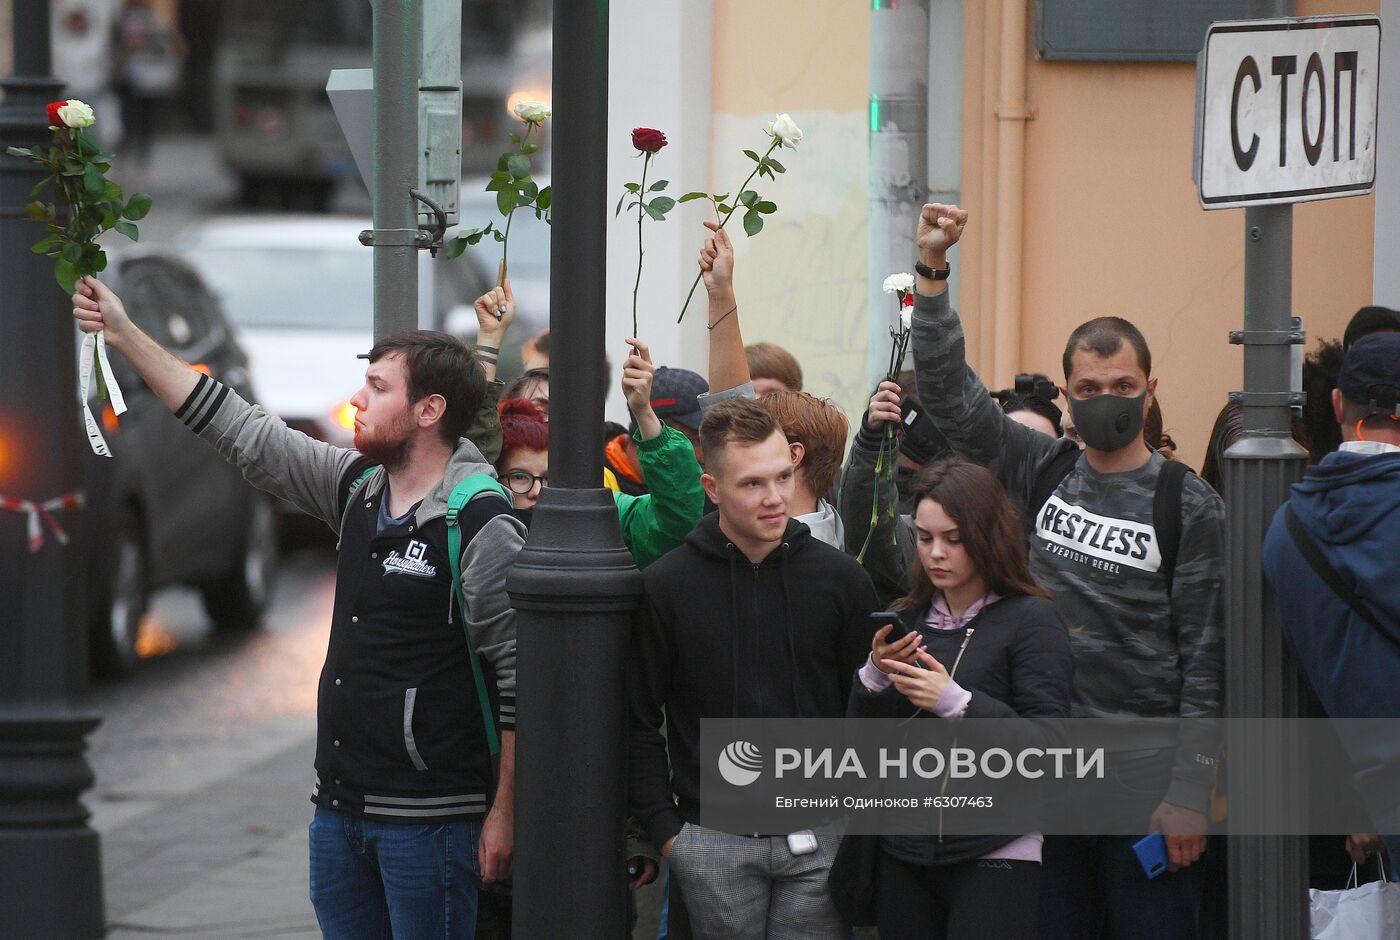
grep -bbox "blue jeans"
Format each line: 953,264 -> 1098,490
309,805 -> 482,939
1037,835 -> 1204,940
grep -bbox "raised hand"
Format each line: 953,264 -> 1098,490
866,381 -> 902,430
72,275 -> 132,339
474,260 -> 518,339
916,203 -> 968,263
698,220 -> 734,297
622,338 -> 663,441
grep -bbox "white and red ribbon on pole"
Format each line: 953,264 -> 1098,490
0,491 -> 83,552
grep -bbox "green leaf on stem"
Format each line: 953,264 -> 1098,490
492,230 -> 505,242
7,146 -> 34,158
648,196 -> 676,215
29,177 -> 51,198
738,190 -> 758,208
648,179 -> 669,192
92,249 -> 108,273
678,192 -> 709,203
716,203 -> 732,215
509,133 -> 522,144
624,182 -> 640,193
55,259 -> 77,294
615,192 -> 628,217
643,203 -> 666,222
520,144 -> 539,155
755,200 -> 777,214
742,209 -> 764,237
743,149 -> 760,163
536,187 -> 551,210
520,179 -> 539,201
115,220 -> 139,241
31,235 -> 62,253
497,153 -> 511,173
60,241 -> 83,263
82,164 -> 105,199
507,154 -> 531,179
496,188 -> 517,215
767,157 -> 786,173
123,193 -> 152,220
24,201 -> 48,221
444,236 -> 468,260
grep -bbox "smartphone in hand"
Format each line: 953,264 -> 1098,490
1133,832 -> 1169,879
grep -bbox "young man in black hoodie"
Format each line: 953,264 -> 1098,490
629,398 -> 880,939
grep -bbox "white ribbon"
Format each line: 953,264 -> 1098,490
79,331 -> 127,457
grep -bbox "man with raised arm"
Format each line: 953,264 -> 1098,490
905,206 -> 1225,938
73,275 -> 522,939
693,221 -> 849,549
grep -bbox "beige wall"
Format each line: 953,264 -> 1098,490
962,0 -> 1377,468
706,0 -> 873,426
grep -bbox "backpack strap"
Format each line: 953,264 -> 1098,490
1152,459 -> 1191,594
1029,444 -> 1082,525
1284,505 -> 1400,648
341,461 -> 379,511
445,473 -> 512,758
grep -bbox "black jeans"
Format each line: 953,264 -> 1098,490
874,849 -> 1042,940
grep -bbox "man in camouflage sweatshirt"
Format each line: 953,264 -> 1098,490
904,204 -> 1224,939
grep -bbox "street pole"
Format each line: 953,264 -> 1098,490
508,1 -> 643,936
370,0 -> 420,340
1224,5 -> 1309,937
0,2 -> 106,936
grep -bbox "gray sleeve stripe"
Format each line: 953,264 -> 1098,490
177,375 -> 221,427
174,373 -> 211,420
189,385 -> 230,435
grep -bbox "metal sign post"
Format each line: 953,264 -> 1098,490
1195,9 -> 1382,938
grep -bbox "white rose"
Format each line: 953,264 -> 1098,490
900,308 -> 913,332
57,99 -> 96,129
882,272 -> 915,294
513,99 -> 552,124
765,112 -> 803,148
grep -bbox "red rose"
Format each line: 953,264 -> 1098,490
46,101 -> 65,126
631,127 -> 668,154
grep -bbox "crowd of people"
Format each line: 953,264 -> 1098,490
70,201 -> 1400,939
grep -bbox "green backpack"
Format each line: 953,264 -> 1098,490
345,468 -> 512,756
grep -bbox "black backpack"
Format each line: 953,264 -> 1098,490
1027,447 -> 1192,592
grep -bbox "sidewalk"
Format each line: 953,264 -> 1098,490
96,715 -> 319,938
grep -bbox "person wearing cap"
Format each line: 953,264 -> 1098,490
1263,333 -> 1400,859
604,365 -> 709,498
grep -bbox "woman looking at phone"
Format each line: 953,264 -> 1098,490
848,457 -> 1073,939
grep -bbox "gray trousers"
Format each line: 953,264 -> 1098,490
666,823 -> 847,940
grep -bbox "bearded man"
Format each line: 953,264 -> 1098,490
73,275 -> 523,939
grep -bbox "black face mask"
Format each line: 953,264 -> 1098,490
1068,392 -> 1147,453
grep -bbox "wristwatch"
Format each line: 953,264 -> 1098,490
915,259 -> 951,281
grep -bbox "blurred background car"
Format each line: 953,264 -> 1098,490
85,251 -> 279,677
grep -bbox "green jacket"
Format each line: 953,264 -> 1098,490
614,426 -> 705,569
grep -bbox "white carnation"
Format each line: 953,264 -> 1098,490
882,272 -> 915,293
900,308 -> 913,332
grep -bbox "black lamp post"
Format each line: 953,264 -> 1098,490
508,1 -> 644,936
0,2 -> 106,937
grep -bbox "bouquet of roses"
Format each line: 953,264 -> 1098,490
7,99 -> 152,456
856,274 -> 915,563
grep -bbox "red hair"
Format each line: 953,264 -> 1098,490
497,397 -> 548,463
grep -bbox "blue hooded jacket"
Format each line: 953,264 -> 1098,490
1263,449 -> 1400,828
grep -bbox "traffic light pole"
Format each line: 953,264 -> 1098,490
508,2 -> 644,937
0,2 -> 106,936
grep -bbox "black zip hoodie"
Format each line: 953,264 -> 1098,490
628,514 -> 881,848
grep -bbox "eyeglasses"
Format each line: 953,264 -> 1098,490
503,470 -> 548,495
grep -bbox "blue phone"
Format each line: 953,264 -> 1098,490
1133,832 -> 1169,879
